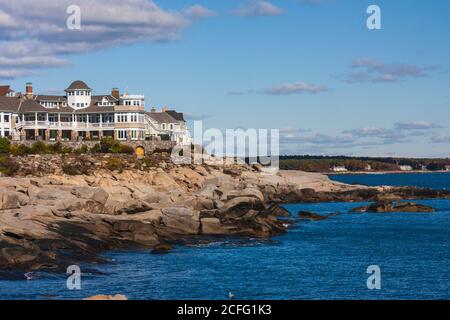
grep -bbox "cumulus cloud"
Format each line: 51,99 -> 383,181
262,82 -> 329,95
279,121 -> 444,152
430,134 -> 450,144
394,121 -> 442,130
183,5 -> 216,19
342,127 -> 395,138
0,0 -> 213,79
233,1 -> 285,17
338,58 -> 438,84
228,81 -> 329,96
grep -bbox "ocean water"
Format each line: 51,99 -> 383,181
329,172 -> 450,190
0,173 -> 449,300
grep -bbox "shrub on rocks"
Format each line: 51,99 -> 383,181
0,137 -> 10,154
30,141 -> 48,154
119,145 -> 134,154
9,144 -> 32,156
62,162 -> 90,175
105,158 -> 123,172
90,143 -> 102,153
46,142 -> 72,154
0,156 -> 20,176
74,145 -> 89,154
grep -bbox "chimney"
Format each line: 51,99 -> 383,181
26,82 -> 33,97
111,87 -> 120,99
151,107 -> 156,113
162,106 -> 169,112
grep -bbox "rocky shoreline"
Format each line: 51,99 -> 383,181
1,154 -> 450,276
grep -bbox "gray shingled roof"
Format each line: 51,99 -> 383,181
91,95 -> 118,103
65,80 -> 91,91
36,95 -> 67,102
75,102 -> 115,113
0,96 -> 20,112
18,99 -> 51,113
146,111 -> 178,123
165,110 -> 185,122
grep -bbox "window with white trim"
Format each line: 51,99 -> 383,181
116,113 -> 128,123
117,130 -> 127,140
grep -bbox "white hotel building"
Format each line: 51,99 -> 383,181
0,81 -> 190,144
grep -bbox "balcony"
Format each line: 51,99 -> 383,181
17,121 -> 116,129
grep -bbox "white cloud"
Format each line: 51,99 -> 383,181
183,5 -> 216,19
394,121 -> 442,130
229,81 -> 329,96
0,0 -> 213,79
262,82 -> 329,95
338,58 -> 438,84
233,1 -> 285,17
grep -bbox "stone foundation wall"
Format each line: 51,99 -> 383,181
10,140 -> 176,153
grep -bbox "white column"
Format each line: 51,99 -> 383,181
35,112 -> 38,126
58,113 -> 61,127
100,114 -> 103,128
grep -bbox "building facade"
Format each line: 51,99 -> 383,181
0,81 -> 190,144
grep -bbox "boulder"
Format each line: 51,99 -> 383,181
161,207 -> 200,235
84,294 -> 128,300
367,202 -> 394,213
350,206 -> 368,213
390,202 -> 435,213
227,187 -> 265,202
196,184 -> 223,201
361,201 -> 435,213
268,205 -> 291,217
71,187 -> 109,205
152,171 -> 179,190
0,191 -> 26,210
218,196 -> 262,214
297,211 -> 328,221
151,242 -> 173,254
201,217 -> 224,234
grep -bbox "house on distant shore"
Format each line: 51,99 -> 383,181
330,165 -> 348,172
0,81 -> 190,144
399,165 -> 413,171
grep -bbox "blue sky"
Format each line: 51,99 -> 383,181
1,0 -> 450,157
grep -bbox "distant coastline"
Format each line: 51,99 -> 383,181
280,156 -> 450,174
326,170 -> 450,175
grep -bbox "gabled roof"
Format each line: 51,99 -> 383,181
65,80 -> 91,91
146,111 -> 178,124
0,96 -> 20,112
165,110 -> 185,122
18,99 -> 52,113
0,86 -> 13,96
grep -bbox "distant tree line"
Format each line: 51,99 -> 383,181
279,155 -> 450,172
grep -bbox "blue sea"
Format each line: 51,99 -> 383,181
0,173 -> 449,300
